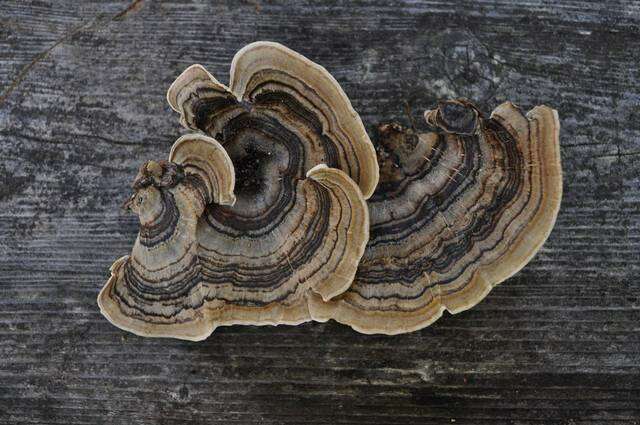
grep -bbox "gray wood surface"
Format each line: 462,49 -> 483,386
1,1 -> 639,423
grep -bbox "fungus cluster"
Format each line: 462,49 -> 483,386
98,42 -> 562,340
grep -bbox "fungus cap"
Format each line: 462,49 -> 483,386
309,100 -> 562,334
167,41 -> 379,199
98,133 -> 369,340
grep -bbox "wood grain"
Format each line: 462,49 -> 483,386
1,0 -> 639,423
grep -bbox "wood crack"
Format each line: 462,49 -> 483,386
113,0 -> 145,21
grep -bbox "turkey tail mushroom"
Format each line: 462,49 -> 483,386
194,163 -> 369,329
309,99 -> 562,334
169,134 -> 236,206
166,41 -> 379,199
100,41 -> 562,339
98,135 -> 236,340
99,134 -> 370,340
119,42 -> 375,339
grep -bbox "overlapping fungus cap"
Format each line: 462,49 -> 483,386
98,42 -> 374,340
167,41 -> 379,198
161,42 -> 372,330
98,134 -> 238,339
99,134 -> 369,340
310,99 -> 563,334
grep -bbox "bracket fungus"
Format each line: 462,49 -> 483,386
99,42 -> 562,339
166,41 -> 379,199
309,99 -> 562,334
99,42 -> 374,340
99,133 -> 369,340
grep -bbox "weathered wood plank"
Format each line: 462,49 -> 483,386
1,0 -> 639,423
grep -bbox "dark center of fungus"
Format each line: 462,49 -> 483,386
233,144 -> 271,197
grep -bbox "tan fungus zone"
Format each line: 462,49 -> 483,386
169,134 -> 237,206
193,164 -> 370,339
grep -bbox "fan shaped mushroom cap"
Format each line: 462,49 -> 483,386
309,100 -> 562,334
98,133 -> 369,340
169,134 -> 236,206
166,41 -> 379,199
195,163 -> 369,326
97,134 -> 235,339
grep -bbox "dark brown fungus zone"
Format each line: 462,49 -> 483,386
309,99 -> 562,334
98,42 -> 374,340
